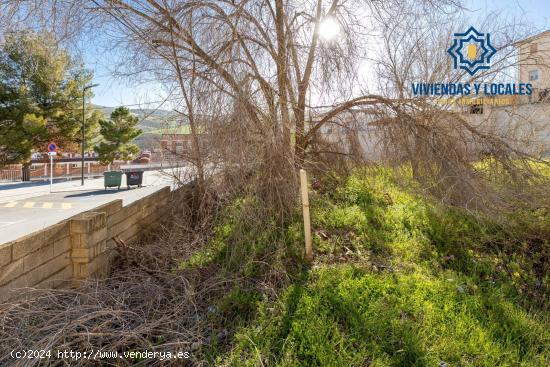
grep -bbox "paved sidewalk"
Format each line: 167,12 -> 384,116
0,170 -> 181,245
0,170 -> 177,204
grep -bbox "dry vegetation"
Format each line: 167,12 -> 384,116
0,174 -> 299,366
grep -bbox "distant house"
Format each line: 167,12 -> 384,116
160,133 -> 194,154
159,125 -> 210,160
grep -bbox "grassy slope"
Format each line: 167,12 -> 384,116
185,168 -> 549,366
146,125 -> 191,135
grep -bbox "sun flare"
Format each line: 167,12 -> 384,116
318,17 -> 340,40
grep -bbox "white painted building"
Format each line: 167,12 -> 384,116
318,30 -> 550,160
451,30 -> 550,157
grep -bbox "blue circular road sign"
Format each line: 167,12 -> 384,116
48,143 -> 57,152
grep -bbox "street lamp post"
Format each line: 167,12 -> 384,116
81,83 -> 99,186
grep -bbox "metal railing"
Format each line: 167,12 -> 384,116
0,170 -> 21,182
1,163 -> 112,183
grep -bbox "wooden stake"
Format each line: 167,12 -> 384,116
300,169 -> 313,263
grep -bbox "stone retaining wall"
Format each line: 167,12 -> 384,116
0,187 -> 171,302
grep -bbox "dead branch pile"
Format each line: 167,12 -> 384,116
0,204 -> 221,366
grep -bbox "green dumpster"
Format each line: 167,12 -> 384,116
104,171 -> 123,190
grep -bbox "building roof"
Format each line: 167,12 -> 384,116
514,30 -> 550,46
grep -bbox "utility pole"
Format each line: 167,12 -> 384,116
81,84 -> 99,185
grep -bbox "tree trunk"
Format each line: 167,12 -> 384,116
295,130 -> 306,169
275,0 -> 291,154
22,162 -> 31,181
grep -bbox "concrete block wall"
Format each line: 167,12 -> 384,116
0,186 -> 171,302
0,222 -> 72,302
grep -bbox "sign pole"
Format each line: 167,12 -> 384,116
47,142 -> 57,193
50,154 -> 53,193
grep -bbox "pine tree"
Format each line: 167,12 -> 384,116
0,31 -> 100,170
94,107 -> 142,165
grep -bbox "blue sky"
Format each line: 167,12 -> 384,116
89,0 -> 550,108
84,41 -> 168,109
463,0 -> 550,27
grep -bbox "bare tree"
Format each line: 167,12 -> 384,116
3,0 -> 548,216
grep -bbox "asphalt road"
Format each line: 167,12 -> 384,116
0,170 -> 176,245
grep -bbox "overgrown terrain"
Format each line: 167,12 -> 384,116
194,168 -> 550,366
1,168 -> 548,366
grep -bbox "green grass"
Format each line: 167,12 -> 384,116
226,267 -> 548,366
147,125 -> 191,135
182,167 -> 550,366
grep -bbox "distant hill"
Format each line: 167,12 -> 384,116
92,105 -> 191,150
92,105 -> 185,134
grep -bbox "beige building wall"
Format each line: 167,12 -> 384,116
466,102 -> 550,157
517,30 -> 550,102
456,31 -> 550,158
